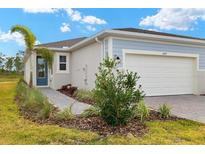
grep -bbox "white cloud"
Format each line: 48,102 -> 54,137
23,8 -> 58,14
60,23 -> 71,32
22,8 -> 107,34
65,8 -> 106,25
0,30 -> 41,47
86,25 -> 96,32
35,40 -> 41,45
139,8 -> 205,31
82,16 -> 106,25
0,30 -> 25,46
65,8 -> 82,21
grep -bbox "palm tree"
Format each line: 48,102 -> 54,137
11,25 -> 53,87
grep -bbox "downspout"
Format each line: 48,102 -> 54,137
95,37 -> 104,61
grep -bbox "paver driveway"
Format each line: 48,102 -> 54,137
145,95 -> 205,123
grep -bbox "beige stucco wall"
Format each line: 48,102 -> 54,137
70,42 -> 101,90
50,52 -> 70,89
197,71 -> 205,94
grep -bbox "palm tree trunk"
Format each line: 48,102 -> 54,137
29,52 -> 33,87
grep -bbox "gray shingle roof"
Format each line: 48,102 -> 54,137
113,28 -> 205,41
36,28 -> 205,49
36,37 -> 87,48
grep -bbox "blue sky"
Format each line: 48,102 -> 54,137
1,8 -> 205,56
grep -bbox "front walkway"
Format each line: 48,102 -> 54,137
145,95 -> 205,124
39,88 -> 90,115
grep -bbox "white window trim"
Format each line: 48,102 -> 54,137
56,52 -> 70,74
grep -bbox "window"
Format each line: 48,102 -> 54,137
57,53 -> 69,73
59,55 -> 67,71
37,57 -> 46,78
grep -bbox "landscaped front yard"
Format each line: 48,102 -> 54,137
1,74 -> 205,144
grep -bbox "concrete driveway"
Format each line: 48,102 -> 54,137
144,95 -> 205,123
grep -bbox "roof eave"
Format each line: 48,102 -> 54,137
108,30 -> 205,46
36,29 -> 205,53
34,46 -> 70,51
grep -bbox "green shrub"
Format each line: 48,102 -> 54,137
56,106 -> 74,120
135,101 -> 149,123
158,104 -> 171,119
38,102 -> 54,119
81,106 -> 100,117
74,89 -> 94,102
16,79 -> 28,99
16,80 -> 54,119
94,58 -> 144,126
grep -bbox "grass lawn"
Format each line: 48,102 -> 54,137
0,74 -> 22,82
1,74 -> 205,144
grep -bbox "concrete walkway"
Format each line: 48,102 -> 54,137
39,88 -> 91,115
145,95 -> 205,124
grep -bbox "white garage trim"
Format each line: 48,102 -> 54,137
122,49 -> 199,96
122,49 -> 200,70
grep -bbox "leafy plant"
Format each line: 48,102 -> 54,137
35,48 -> 54,73
16,80 -> 54,119
158,104 -> 171,119
11,25 -> 53,86
136,101 -> 149,123
38,102 -> 54,119
73,89 -> 94,102
81,106 -> 100,117
94,58 -> 144,126
11,25 -> 36,87
16,79 -> 28,99
56,106 -> 74,120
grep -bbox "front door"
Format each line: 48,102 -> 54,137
36,56 -> 48,86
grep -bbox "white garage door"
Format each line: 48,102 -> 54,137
125,53 -> 196,96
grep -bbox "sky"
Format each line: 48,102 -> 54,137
1,8 -> 205,56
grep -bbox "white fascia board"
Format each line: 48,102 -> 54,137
67,30 -> 109,51
107,30 -> 205,46
34,46 -> 69,51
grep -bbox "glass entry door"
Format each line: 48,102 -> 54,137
36,56 -> 48,86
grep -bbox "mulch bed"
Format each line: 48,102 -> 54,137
15,95 -> 181,137
57,84 -> 95,105
57,84 -> 77,97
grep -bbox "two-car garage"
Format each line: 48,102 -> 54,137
124,50 -> 198,96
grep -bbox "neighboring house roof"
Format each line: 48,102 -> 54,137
36,37 -> 87,48
113,28 -> 205,41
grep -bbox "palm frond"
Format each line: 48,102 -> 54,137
11,25 -> 36,53
35,47 -> 54,70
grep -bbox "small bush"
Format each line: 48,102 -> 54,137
94,58 -> 144,126
56,106 -> 74,120
38,102 -> 54,119
81,106 -> 100,117
158,104 -> 171,119
136,101 -> 149,123
16,80 -> 54,119
73,89 -> 94,102
16,79 -> 28,99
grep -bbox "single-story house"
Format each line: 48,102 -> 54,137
24,28 -> 205,96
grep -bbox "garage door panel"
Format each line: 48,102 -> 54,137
125,53 -> 196,96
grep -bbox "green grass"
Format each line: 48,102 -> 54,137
0,80 -> 99,144
0,73 -> 21,82
1,74 -> 205,144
